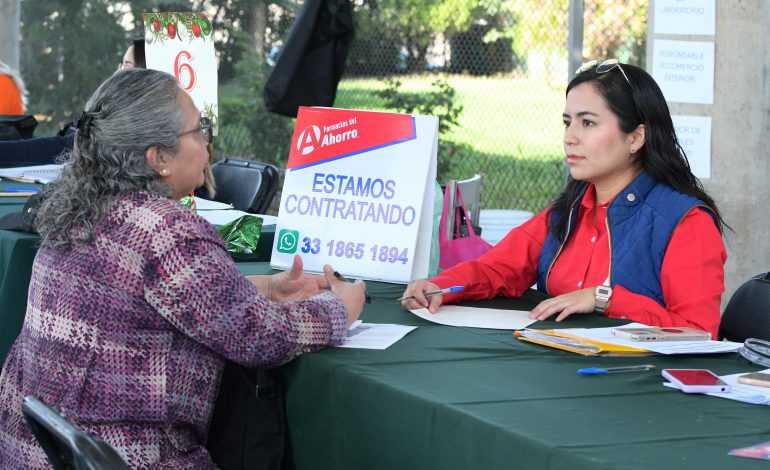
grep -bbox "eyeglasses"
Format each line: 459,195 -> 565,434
576,59 -> 631,87
178,116 -> 213,144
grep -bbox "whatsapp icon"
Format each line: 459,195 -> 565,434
277,229 -> 300,253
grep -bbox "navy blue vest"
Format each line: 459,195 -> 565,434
536,171 -> 715,307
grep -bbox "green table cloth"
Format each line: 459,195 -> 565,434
235,262 -> 769,470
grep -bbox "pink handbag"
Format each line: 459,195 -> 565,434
438,185 -> 492,270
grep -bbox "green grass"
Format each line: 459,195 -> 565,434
335,74 -> 567,212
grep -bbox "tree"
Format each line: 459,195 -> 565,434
20,0 -> 125,135
355,0 -> 480,72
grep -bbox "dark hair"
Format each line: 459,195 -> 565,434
549,62 -> 727,239
132,38 -> 146,69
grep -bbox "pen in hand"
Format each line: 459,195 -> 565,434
333,271 -> 371,304
396,286 -> 465,302
577,365 -> 656,375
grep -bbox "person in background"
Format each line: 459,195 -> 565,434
120,38 -> 146,70
401,60 -> 727,338
0,59 -> 27,115
0,68 -> 366,468
0,39 -> 145,166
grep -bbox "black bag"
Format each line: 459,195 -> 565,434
263,0 -> 354,117
0,114 -> 38,141
0,191 -> 44,233
719,272 -> 770,342
206,361 -> 286,470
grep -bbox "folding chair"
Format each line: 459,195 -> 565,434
719,272 -> 770,342
209,158 -> 280,214
444,173 -> 483,240
21,396 -> 129,470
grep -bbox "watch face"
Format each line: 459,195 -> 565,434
597,286 -> 611,297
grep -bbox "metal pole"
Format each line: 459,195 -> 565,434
565,0 -> 584,181
567,0 -> 584,82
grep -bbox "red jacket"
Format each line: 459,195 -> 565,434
432,185 -> 726,337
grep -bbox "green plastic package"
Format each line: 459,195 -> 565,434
217,215 -> 263,254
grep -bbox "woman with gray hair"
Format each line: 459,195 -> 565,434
0,68 -> 366,468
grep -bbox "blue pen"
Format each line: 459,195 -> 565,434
578,365 -> 656,375
5,187 -> 40,193
396,286 -> 465,302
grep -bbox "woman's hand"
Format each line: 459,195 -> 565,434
528,287 -> 597,322
400,279 -> 442,314
249,255 -> 330,303
323,264 -> 366,326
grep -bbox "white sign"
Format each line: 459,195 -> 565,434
143,12 -> 218,129
652,39 -> 714,104
672,115 -> 711,179
654,0 -> 715,35
271,107 -> 438,283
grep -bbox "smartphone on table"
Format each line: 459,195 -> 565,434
612,327 -> 711,342
737,372 -> 770,388
661,369 -> 730,393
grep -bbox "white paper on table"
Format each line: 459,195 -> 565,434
662,369 -> 770,405
336,323 -> 417,349
409,305 -> 535,330
198,210 -> 278,227
195,198 -> 234,210
566,322 -> 742,355
0,164 -> 64,183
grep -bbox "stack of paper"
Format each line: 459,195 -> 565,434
0,164 -> 64,183
516,322 -> 742,356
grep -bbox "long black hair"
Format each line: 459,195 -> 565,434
132,38 -> 146,68
548,62 -> 727,239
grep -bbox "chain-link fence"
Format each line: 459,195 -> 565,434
221,0 -> 649,214
15,0 -> 647,215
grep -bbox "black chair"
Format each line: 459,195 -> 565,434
21,396 -> 129,470
208,158 -> 280,214
719,272 -> 770,342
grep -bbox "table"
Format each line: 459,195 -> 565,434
0,183 -> 276,366
236,262 -> 770,470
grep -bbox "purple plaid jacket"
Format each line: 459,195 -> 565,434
0,191 -> 348,469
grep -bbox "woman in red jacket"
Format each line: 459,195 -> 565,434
401,60 -> 728,337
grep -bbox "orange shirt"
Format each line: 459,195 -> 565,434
431,184 -> 727,337
0,74 -> 24,115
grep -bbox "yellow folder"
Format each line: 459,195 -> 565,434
515,328 -> 652,356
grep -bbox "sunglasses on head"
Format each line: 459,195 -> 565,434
576,59 -> 631,87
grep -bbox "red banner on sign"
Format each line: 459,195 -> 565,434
288,107 -> 416,170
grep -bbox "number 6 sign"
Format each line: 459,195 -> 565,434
143,12 -> 218,130
174,50 -> 196,91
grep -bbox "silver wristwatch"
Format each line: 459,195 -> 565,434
595,285 -> 613,314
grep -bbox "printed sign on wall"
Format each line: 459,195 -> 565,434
271,107 -> 438,283
672,115 -> 711,179
652,39 -> 714,104
654,0 -> 715,36
143,12 -> 218,130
